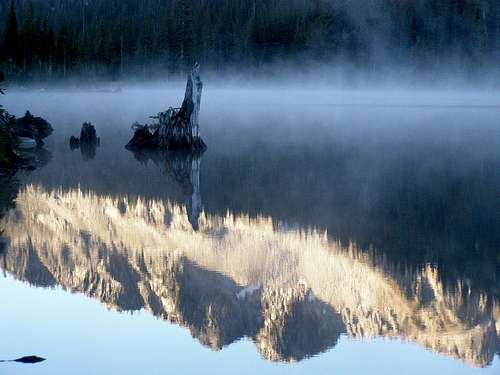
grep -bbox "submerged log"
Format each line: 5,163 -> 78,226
126,63 -> 206,151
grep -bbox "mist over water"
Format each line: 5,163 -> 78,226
1,0 -> 499,372
1,85 -> 499,374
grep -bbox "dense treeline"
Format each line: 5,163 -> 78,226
0,0 -> 498,80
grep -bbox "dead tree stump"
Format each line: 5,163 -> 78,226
126,63 -> 206,151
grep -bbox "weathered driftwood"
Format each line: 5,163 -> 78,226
126,63 -> 206,151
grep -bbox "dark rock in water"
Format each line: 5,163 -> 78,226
126,63 -> 206,152
69,122 -> 100,160
80,122 -> 99,145
14,111 -> 53,146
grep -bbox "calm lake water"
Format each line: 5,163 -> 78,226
1,86 -> 499,374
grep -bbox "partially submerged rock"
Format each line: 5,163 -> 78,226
126,63 -> 207,152
69,122 -> 100,160
69,122 -> 100,146
80,122 -> 99,144
14,111 -> 53,146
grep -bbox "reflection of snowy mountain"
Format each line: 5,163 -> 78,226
1,185 -> 499,366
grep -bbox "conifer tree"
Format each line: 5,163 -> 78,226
21,1 -> 36,73
2,0 -> 19,70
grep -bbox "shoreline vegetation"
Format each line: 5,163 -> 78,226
0,71 -> 19,173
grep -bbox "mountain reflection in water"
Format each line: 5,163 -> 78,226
1,93 -> 499,372
1,182 -> 498,367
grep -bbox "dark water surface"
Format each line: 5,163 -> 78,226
1,87 -> 499,374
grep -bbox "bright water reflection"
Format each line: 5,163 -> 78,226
0,88 -> 499,374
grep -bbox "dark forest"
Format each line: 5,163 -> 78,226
1,0 -> 499,81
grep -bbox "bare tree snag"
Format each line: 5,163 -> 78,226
126,63 -> 206,152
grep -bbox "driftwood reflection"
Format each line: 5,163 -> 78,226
128,148 -> 204,230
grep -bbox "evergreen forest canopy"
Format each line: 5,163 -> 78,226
0,0 -> 498,82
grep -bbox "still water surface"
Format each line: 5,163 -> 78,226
1,87 -> 499,374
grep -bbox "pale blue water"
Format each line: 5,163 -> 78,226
2,275 -> 498,375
